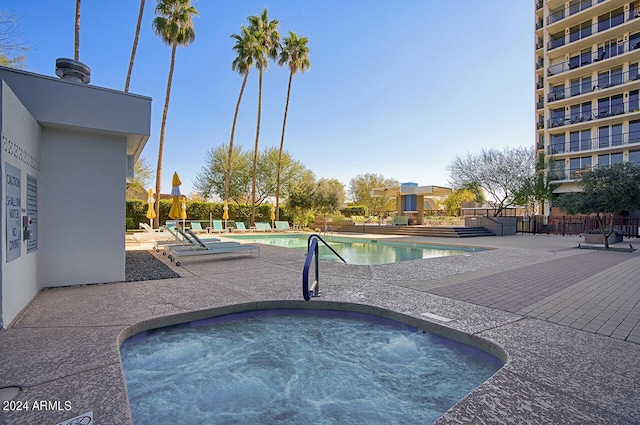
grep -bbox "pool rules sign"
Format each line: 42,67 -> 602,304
5,162 -> 21,262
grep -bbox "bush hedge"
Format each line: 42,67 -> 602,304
126,200 -> 293,230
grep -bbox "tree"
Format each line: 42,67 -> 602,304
194,144 -> 307,208
151,0 -> 198,223
126,157 -> 154,200
313,178 -> 345,219
224,25 -> 256,205
194,144 -> 252,203
275,31 -> 310,221
247,8 -> 280,226
348,173 -> 399,216
0,10 -> 30,68
447,146 -> 535,217
443,188 -> 485,216
286,169 -> 316,226
124,0 -> 146,92
555,163 -> 640,248
514,153 -> 559,215
74,0 -> 81,61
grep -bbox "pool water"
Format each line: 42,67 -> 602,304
121,309 -> 502,425
226,234 -> 483,265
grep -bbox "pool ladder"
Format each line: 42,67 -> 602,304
302,234 -> 346,301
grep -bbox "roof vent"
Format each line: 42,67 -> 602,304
55,58 -> 91,84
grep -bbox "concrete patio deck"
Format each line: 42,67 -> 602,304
1,233 -> 639,424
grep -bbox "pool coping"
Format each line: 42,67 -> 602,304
1,234 -> 639,424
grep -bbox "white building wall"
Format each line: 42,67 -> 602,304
40,128 -> 126,287
1,82 -> 43,326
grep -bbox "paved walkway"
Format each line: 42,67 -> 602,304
391,247 -> 640,343
1,233 -> 639,424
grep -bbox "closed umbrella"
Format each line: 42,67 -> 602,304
180,196 -> 187,230
270,204 -> 275,228
222,200 -> 229,229
168,172 -> 182,221
146,188 -> 156,227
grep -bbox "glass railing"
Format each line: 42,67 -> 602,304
547,11 -> 631,51
547,101 -> 640,128
547,131 -> 640,155
548,39 -> 640,76
547,70 -> 640,103
546,0 -> 624,26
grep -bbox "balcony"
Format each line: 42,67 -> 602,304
546,0 -> 624,27
536,0 -> 543,11
547,100 -> 640,129
546,9 -> 634,52
548,39 -> 640,76
547,69 -> 640,103
547,130 -> 640,155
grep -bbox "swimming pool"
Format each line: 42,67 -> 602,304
120,309 -> 502,425
226,234 -> 484,265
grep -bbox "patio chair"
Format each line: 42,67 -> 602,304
207,220 -> 227,233
253,222 -> 273,232
158,228 -> 220,254
168,230 -> 260,266
235,222 -> 250,232
190,222 -> 206,233
275,221 -> 292,232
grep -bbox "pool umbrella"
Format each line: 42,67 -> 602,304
146,188 -> 156,227
222,200 -> 229,229
168,172 -> 183,221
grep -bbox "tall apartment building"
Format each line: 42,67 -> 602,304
535,0 -> 640,212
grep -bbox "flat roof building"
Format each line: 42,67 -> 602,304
535,0 -> 640,203
0,65 -> 151,327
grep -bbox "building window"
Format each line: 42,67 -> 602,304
570,156 -> 592,178
598,126 -> 609,149
630,32 -> 640,50
551,133 -> 566,153
630,90 -> 639,112
612,124 -> 623,146
570,131 -> 580,152
550,159 -> 566,180
630,150 -> 640,165
630,63 -> 640,82
598,153 -> 623,167
630,120 -> 640,145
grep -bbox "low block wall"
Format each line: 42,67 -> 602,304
465,217 -> 517,236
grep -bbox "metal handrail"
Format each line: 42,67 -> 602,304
302,234 -> 346,301
482,215 -> 504,236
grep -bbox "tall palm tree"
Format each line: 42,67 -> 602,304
124,0 -> 146,92
152,0 -> 198,222
224,25 -> 256,205
275,31 -> 310,221
247,8 -> 280,225
74,0 -> 81,60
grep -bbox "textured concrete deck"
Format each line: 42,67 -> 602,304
1,233 -> 639,424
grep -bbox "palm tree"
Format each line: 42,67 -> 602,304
224,25 -> 256,205
247,8 -> 280,226
124,0 -> 146,92
275,31 -> 310,221
152,0 -> 198,222
74,0 -> 81,60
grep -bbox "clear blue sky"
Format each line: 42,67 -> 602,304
5,0 -> 534,198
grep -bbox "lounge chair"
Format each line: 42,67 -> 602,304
253,222 -> 273,232
207,219 -> 227,233
168,230 -> 260,266
275,221 -> 292,232
139,222 -> 164,233
158,228 -> 220,254
235,222 -> 250,232
190,222 -> 206,233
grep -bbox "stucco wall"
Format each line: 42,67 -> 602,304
1,81 -> 43,326
40,128 -> 126,287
